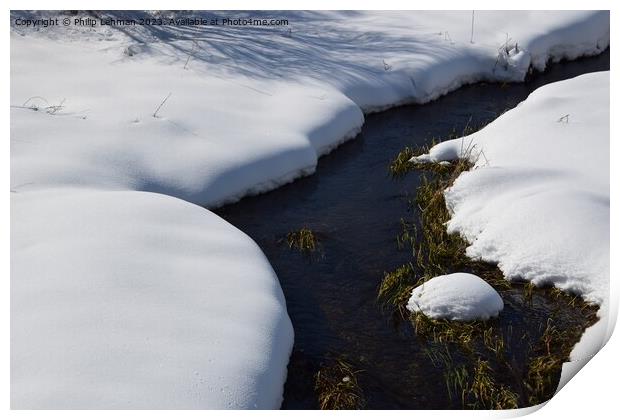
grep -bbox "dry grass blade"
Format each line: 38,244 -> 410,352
153,92 -> 172,118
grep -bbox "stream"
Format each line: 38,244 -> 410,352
215,50 -> 610,409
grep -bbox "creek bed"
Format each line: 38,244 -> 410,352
215,51 -> 609,409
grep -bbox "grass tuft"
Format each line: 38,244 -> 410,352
412,312 -> 493,352
377,263 -> 419,317
389,146 -> 418,177
434,347 -> 519,409
315,359 -> 366,410
525,318 -> 572,405
287,228 -> 319,253
468,359 -> 519,409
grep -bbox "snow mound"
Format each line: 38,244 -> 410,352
407,273 -> 504,321
11,189 -> 294,409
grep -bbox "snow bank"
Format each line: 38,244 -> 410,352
411,72 -> 610,389
10,35 -> 364,206
10,11 -> 609,207
407,273 -> 504,321
10,11 -> 609,408
11,188 -> 294,409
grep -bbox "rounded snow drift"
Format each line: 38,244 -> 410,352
407,273 -> 504,321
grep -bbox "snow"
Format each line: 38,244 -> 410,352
411,71 -> 610,389
10,10 -> 609,408
11,188 -> 294,409
10,11 -> 609,206
10,35 -> 364,205
407,273 -> 504,321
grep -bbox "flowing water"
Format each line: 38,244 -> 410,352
215,51 -> 609,409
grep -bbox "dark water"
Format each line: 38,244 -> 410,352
215,51 -> 609,409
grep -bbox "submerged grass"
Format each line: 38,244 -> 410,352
523,282 -> 535,302
287,227 -> 319,253
422,294 -> 597,409
315,358 -> 366,410
429,344 -> 519,409
523,317 -> 590,405
467,360 -> 520,409
444,358 -> 519,410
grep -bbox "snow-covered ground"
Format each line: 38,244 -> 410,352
412,71 -> 610,389
11,188 -> 293,408
407,273 -> 504,321
11,11 -> 609,206
10,11 -> 609,408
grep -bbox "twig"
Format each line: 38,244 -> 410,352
184,41 -> 198,70
470,11 -> 475,44
46,98 -> 65,115
479,150 -> 490,166
22,96 -> 49,109
153,92 -> 172,118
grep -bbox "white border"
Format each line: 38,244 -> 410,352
3,1 -> 617,419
